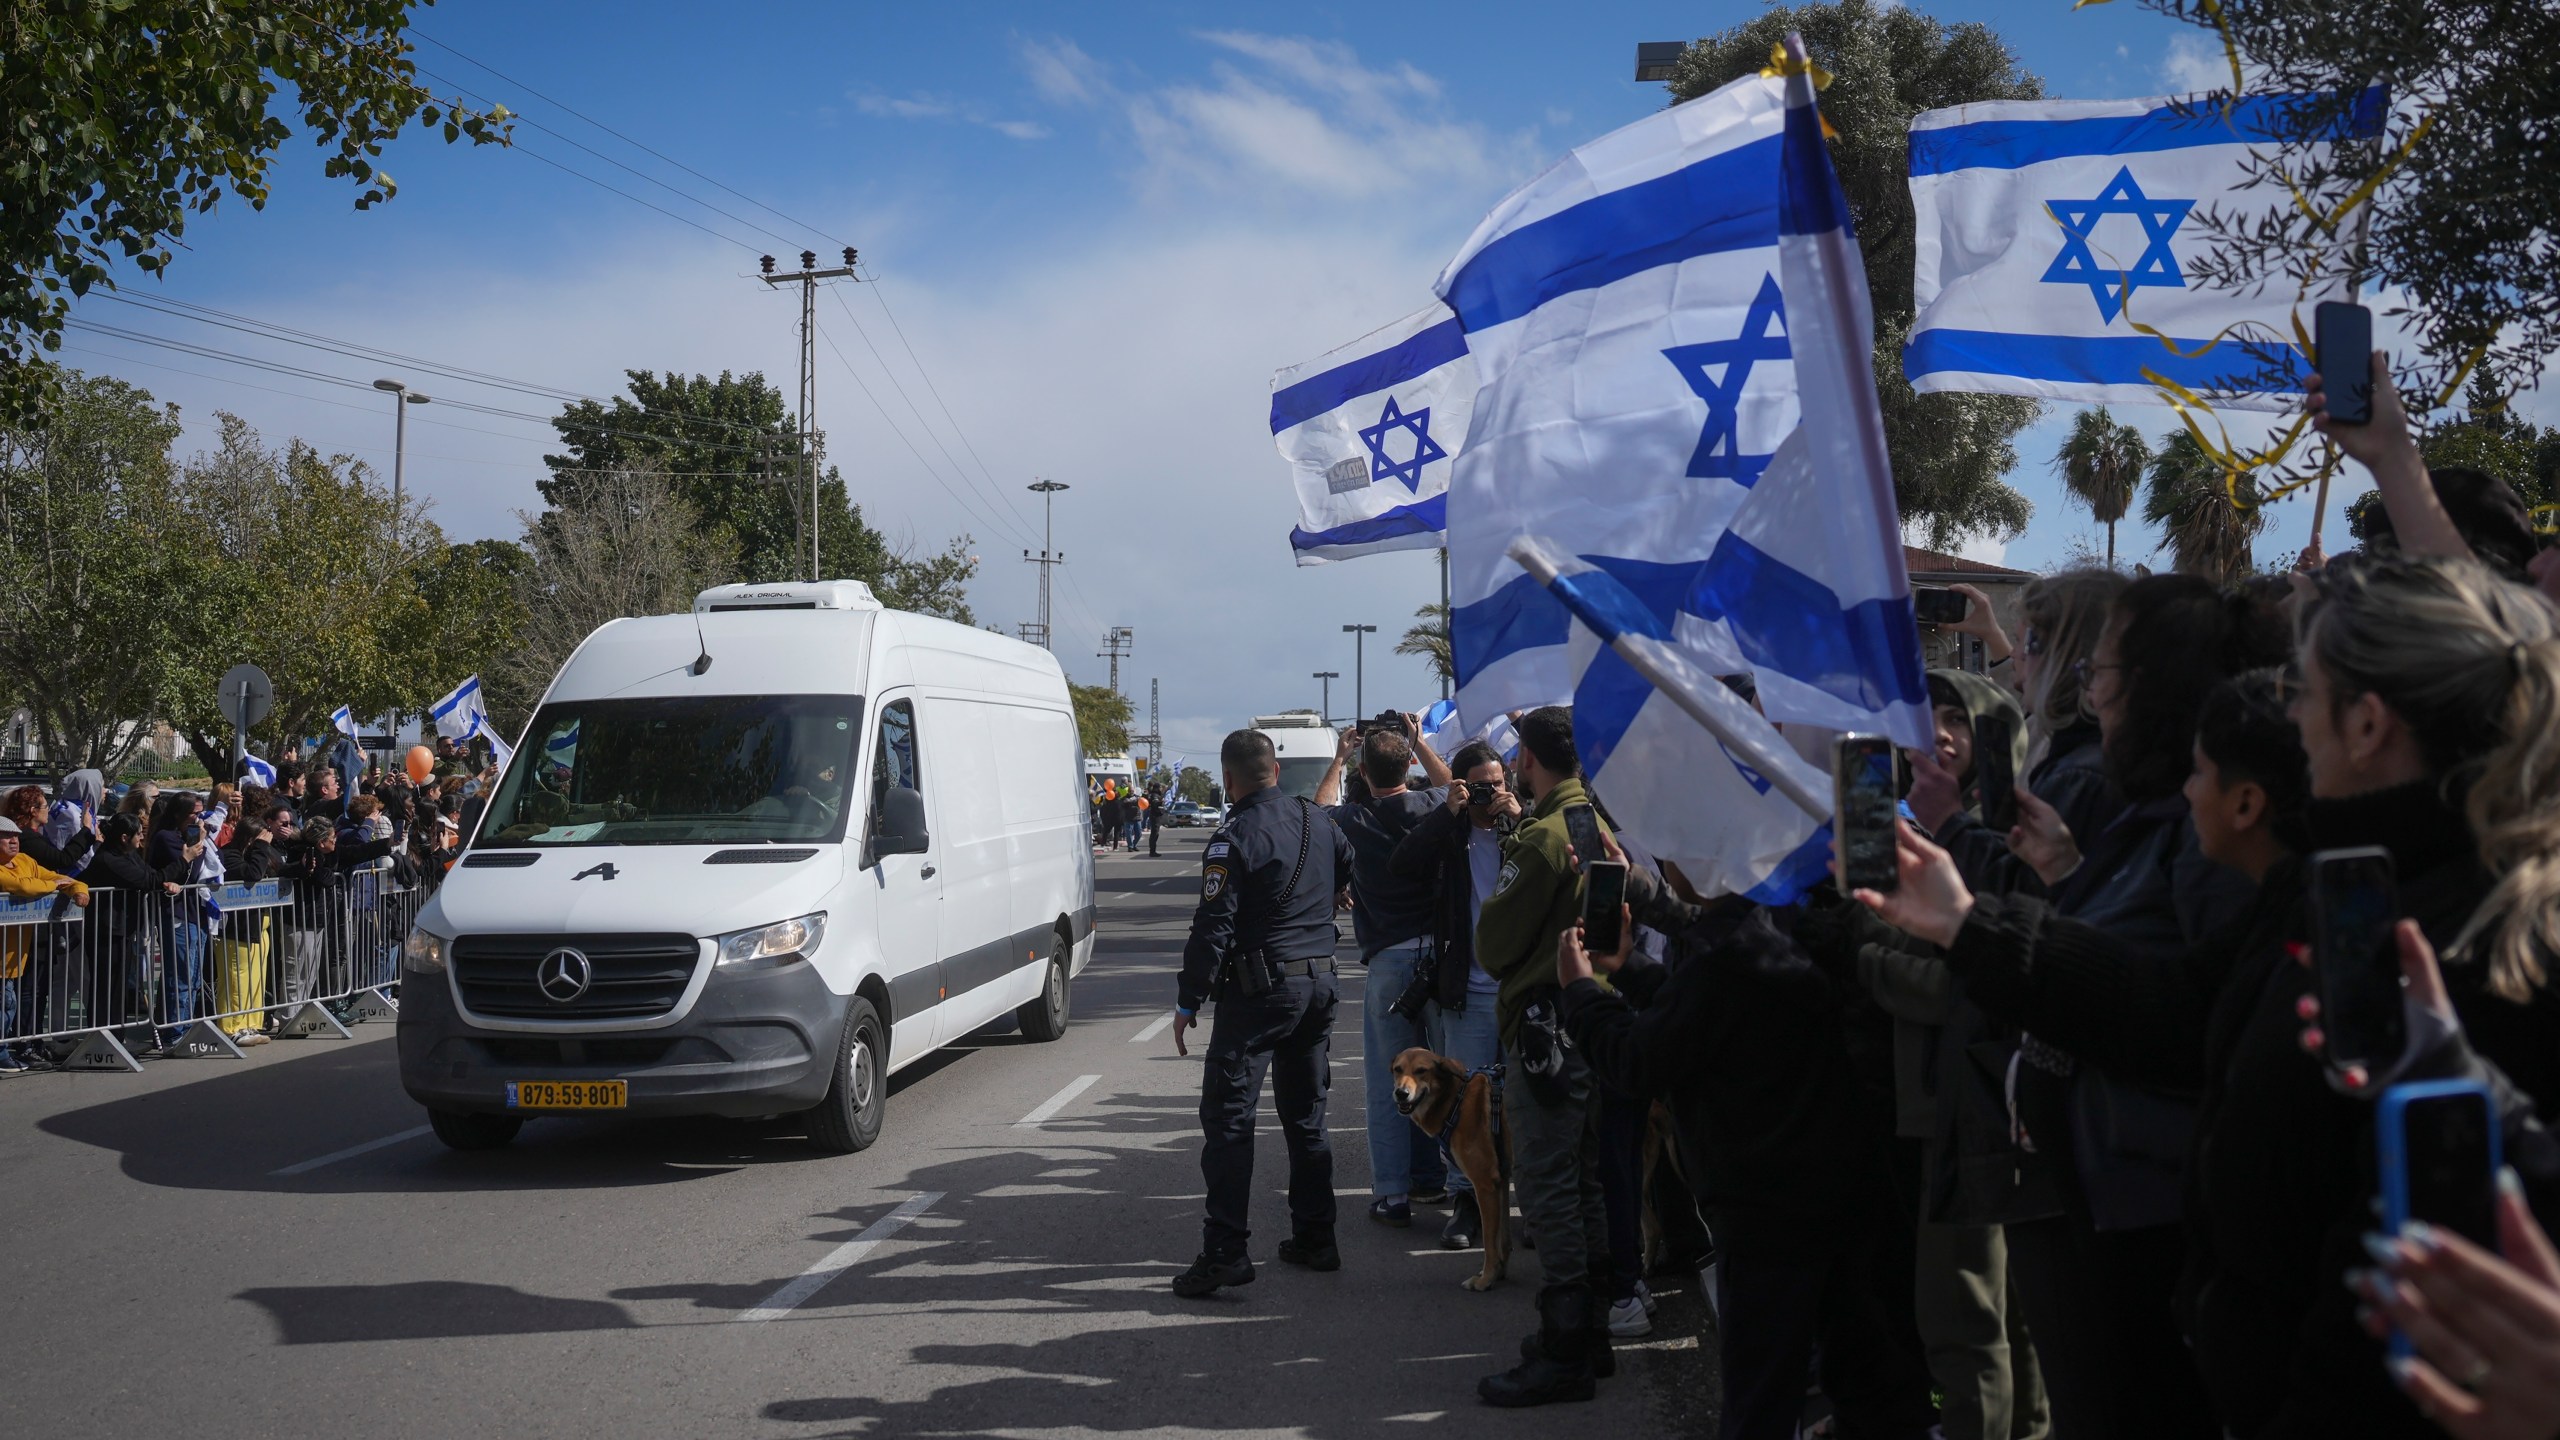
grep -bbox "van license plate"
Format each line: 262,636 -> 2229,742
506,1080 -> 627,1110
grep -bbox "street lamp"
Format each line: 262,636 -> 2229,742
371,378 -> 431,533
1634,41 -> 1684,82
1312,671 -> 1340,726
1342,624 -> 1377,722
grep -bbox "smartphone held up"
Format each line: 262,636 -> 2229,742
2314,300 -> 2374,426
1834,733 -> 1900,894
2308,846 -> 2406,1074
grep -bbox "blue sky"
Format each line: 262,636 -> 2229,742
60,1 -> 2522,755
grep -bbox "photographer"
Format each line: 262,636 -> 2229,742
1316,710 -> 1456,1229
1388,739 -> 1519,1249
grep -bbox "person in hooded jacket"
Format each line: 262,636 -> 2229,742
1915,571 -> 2127,901
43,769 -> 104,875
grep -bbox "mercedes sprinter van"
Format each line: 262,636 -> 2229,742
397,580 -> 1097,1153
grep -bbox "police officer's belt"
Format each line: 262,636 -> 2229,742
1238,952 -> 1334,977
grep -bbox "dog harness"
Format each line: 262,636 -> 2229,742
1431,1063 -> 1507,1149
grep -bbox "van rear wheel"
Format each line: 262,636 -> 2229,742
1016,938 -> 1070,1042
805,997 -> 886,1154
428,1108 -> 522,1151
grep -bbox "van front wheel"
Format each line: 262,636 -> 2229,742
805,996 -> 886,1154
1016,939 -> 1070,1042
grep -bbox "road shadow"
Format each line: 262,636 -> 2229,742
237,1280 -> 640,1345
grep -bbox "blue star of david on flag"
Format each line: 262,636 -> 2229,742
1357,396 -> 1448,494
1662,272 -> 1790,488
2040,166 -> 2195,324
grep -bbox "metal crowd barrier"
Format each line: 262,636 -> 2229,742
0,872 -> 422,1074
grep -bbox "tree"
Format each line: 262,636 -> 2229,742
2347,364 -> 2560,544
0,370 -> 205,772
0,1 -> 511,419
541,371 -> 978,622
1175,765 -> 1217,805
1068,680 -> 1132,757
163,414 -> 527,763
1667,0 -> 2045,549
1395,599 -> 1453,687
489,466 -> 732,729
2052,407 -> 2152,568
2144,430 -> 2269,583
2142,0 -> 2560,397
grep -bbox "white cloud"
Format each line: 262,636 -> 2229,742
2159,34 -> 2234,95
1017,34 -> 1106,107
848,90 -> 1047,141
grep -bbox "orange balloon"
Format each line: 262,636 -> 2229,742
405,745 -> 434,784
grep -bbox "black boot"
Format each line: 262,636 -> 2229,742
1277,1230 -> 1341,1271
1479,1284 -> 1596,1407
1171,1252 -> 1255,1298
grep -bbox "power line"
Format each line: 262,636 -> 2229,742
408,26 -> 857,252
828,286 -> 1035,549
811,320 -> 1017,546
859,274 -> 1040,538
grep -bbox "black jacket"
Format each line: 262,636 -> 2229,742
1561,870 -> 1893,1223
1177,785 -> 1354,1013
1936,722 -> 2123,899
1387,803 -> 1516,1011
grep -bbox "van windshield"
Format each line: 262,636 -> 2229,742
473,695 -> 864,848
1274,756 -> 1332,800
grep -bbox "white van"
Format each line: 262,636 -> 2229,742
1252,710 -> 1338,800
397,580 -> 1097,1153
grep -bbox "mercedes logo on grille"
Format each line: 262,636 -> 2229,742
536,947 -> 593,1004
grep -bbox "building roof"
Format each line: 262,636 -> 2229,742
1904,545 -> 2035,580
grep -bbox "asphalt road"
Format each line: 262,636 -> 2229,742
0,828 -> 1709,1438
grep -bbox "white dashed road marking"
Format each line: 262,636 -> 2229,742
1015,1074 -> 1102,1127
270,1124 -> 434,1176
1129,1012 -> 1176,1044
735,1192 -> 944,1322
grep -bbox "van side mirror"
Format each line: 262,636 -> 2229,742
871,785 -> 929,861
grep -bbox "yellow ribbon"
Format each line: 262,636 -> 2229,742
1758,43 -> 1841,138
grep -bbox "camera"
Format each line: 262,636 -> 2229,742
1389,958 -> 1439,1024
1467,780 -> 1497,807
1359,710 -> 1410,739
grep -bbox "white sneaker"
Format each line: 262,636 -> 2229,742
1637,1279 -> 1658,1316
1606,1294 -> 1654,1338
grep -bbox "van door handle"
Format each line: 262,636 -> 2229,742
919,864 -> 937,879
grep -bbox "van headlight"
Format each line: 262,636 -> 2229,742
716,913 -> 826,967
401,926 -> 450,975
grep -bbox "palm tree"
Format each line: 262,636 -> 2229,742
2142,430 -> 2267,584
1396,600 -> 1453,688
2052,406 -> 2150,568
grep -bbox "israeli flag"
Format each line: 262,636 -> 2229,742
472,717 -> 515,770
429,674 -> 487,743
330,704 -> 359,742
543,721 -> 578,771
1906,89 -> 2385,408
1512,537 -> 1836,902
1700,51 -> 1933,752
1271,306 -> 1474,564
241,753 -> 277,788
1437,73 -> 1791,730
1422,696 -> 1521,767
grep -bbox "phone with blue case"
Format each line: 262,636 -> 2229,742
2376,1079 -> 2502,1358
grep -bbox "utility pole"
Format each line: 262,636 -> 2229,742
370,378 -> 430,538
1313,671 -> 1339,726
759,248 -> 861,582
1439,546 -> 1452,701
1023,478 -> 1069,649
1126,677 -> 1163,780
1098,627 -> 1134,694
1343,623 -> 1377,721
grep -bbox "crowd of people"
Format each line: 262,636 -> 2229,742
1175,358 -> 2560,1438
0,734 -> 501,1071
1090,782 -> 1163,857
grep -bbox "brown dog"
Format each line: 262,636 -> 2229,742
1389,1047 -> 1509,1291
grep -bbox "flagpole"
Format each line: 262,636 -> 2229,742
1505,537 -> 1829,823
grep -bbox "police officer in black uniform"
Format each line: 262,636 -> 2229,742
1169,727 -> 1355,1298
